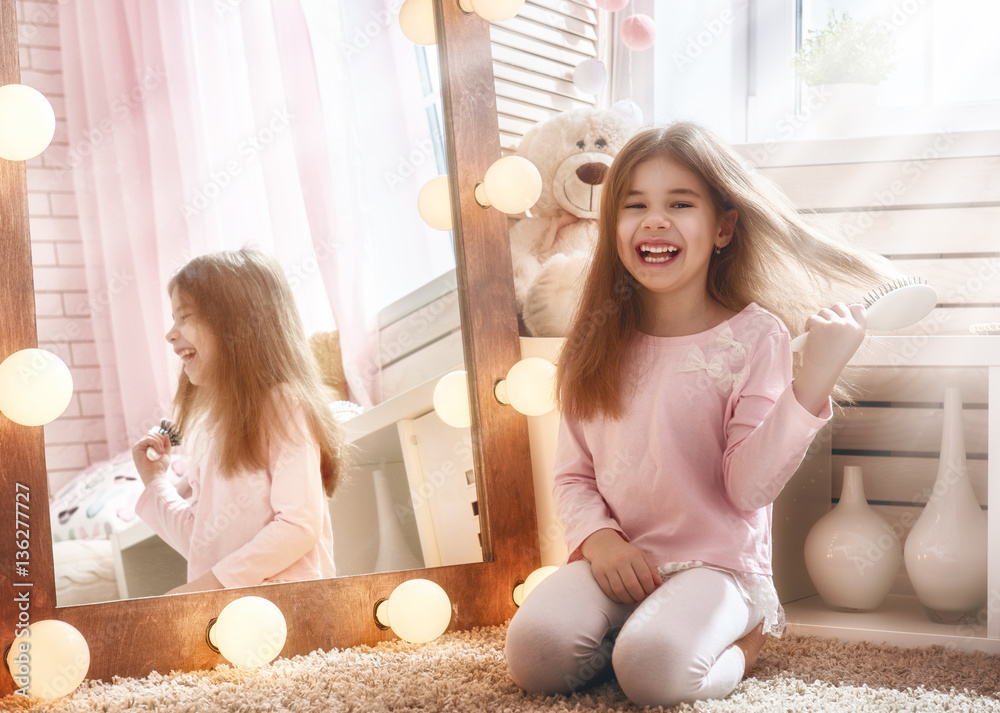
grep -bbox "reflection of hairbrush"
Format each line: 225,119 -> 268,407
791,277 -> 938,353
146,419 -> 182,461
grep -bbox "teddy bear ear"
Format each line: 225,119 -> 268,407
515,122 -> 540,160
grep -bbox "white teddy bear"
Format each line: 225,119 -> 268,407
509,107 -> 639,337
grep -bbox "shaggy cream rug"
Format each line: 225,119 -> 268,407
3,625 -> 1000,712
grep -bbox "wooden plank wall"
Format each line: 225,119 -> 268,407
490,0 -> 602,151
758,133 -> 1000,595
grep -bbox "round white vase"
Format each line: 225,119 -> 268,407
903,387 -> 987,623
802,83 -> 878,139
804,465 -> 902,611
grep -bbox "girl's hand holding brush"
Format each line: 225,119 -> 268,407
131,420 -> 180,486
792,302 -> 867,417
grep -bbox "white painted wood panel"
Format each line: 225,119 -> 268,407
761,156 -> 1000,209
833,406 -> 988,454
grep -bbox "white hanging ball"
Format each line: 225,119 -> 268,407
418,175 -> 453,231
573,59 -> 608,96
0,348 -> 74,426
612,99 -> 644,124
471,0 -> 525,22
0,84 -> 55,160
6,620 -> 90,698
399,0 -> 437,45
482,156 -> 542,214
433,370 -> 471,428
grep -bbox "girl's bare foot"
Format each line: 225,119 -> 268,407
732,622 -> 768,677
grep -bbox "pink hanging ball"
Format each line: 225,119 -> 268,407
595,0 -> 630,10
620,14 -> 656,51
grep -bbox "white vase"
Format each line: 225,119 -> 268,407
804,465 -> 902,611
903,387 -> 987,623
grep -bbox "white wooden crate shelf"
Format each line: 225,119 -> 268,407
783,335 -> 1000,650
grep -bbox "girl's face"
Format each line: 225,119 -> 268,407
616,155 -> 735,304
166,287 -> 219,386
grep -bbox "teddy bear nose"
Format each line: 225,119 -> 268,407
576,162 -> 609,186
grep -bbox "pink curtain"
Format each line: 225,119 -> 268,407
59,0 -> 447,454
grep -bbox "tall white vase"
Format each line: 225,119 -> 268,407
903,387 -> 987,623
804,465 -> 902,611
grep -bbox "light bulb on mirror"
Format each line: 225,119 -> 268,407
207,596 -> 287,669
433,370 -> 471,428
374,579 -> 452,644
0,348 -> 74,426
5,620 -> 90,699
0,83 -> 56,160
469,0 -> 525,22
474,156 -> 542,215
512,565 -> 559,606
494,357 -> 557,416
399,0 -> 437,45
417,175 -> 453,231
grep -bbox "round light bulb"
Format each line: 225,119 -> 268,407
479,156 -> 542,214
500,357 -> 556,416
399,0 -> 437,45
5,620 -> 90,698
0,84 -> 56,160
417,175 -> 453,231
620,14 -> 657,51
512,565 -> 559,606
208,597 -> 287,668
573,59 -> 608,95
470,0 -> 525,22
433,370 -> 471,428
376,579 -> 452,644
0,348 -> 74,426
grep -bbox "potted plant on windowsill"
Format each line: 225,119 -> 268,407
790,10 -> 897,139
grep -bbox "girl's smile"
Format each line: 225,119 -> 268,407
616,155 -> 737,335
166,287 -> 218,386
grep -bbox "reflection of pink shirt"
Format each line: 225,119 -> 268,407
553,304 -> 831,576
135,391 -> 335,587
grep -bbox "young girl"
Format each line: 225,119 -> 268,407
504,123 -> 896,707
131,248 -> 346,593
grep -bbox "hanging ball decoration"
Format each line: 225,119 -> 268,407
612,99 -> 644,124
573,59 -> 608,96
418,176 -> 453,231
471,0 -> 525,22
399,0 -> 437,45
620,14 -> 657,51
0,84 -> 56,160
595,0 -> 630,10
0,348 -> 74,426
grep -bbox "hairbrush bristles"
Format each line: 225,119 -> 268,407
861,276 -> 927,309
146,419 -> 182,461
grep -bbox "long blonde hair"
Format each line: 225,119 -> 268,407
558,122 -> 896,421
169,249 -> 345,496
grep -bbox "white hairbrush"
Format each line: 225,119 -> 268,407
146,419 -> 182,461
791,277 -> 938,353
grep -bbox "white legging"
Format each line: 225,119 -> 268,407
505,560 -> 764,708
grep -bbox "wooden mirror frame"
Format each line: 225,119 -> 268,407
0,0 -> 539,691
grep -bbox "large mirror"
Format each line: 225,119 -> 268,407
36,1 -> 481,604
0,0 -> 539,689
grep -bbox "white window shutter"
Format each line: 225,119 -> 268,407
489,1 -> 608,151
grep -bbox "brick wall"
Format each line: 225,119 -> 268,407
17,0 -> 108,494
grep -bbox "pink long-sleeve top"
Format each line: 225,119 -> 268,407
553,303 -> 831,576
135,390 -> 335,587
